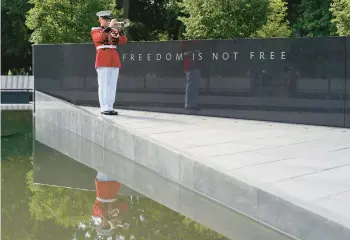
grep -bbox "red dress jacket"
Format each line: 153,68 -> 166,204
90,26 -> 128,68
91,179 -> 128,218
181,40 -> 201,73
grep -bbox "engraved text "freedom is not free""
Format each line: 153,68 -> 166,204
122,52 -> 286,61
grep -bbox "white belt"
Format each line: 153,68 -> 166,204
97,45 -> 117,50
96,197 -> 116,203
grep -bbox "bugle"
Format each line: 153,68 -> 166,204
111,19 -> 131,29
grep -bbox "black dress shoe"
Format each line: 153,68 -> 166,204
110,110 -> 118,115
101,110 -> 118,115
101,111 -> 113,115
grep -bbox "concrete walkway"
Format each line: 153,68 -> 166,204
83,106 -> 350,239
35,91 -> 350,240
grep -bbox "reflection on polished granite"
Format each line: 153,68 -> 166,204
34,37 -> 349,127
34,141 -> 142,197
34,116 -> 293,240
35,91 -> 350,240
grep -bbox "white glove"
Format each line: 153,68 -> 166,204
111,31 -> 120,38
108,19 -> 117,28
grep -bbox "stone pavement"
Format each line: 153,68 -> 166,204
34,91 -> 350,240
83,106 -> 350,240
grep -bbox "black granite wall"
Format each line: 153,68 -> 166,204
346,37 -> 350,128
33,37 -> 350,128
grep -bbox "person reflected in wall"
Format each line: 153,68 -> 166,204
182,41 -> 201,110
91,11 -> 128,116
260,67 -> 270,96
247,65 -> 260,96
91,171 -> 129,239
286,65 -> 300,97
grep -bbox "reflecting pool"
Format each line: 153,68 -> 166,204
1,110 -> 294,240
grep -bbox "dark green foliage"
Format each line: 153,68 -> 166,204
294,0 -> 337,36
1,0 -> 33,75
2,0 -> 349,74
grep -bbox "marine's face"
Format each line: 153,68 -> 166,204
99,17 -> 109,27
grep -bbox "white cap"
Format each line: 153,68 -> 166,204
96,10 -> 112,18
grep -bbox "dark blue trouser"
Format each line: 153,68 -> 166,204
185,69 -> 200,108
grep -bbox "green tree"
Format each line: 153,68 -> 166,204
126,0 -> 184,41
254,0 -> 292,37
1,0 -> 32,75
25,0 -> 123,44
128,0 -> 168,40
178,0 -> 269,39
295,0 -> 337,36
26,170 -> 96,228
160,0 -> 185,40
330,0 -> 350,35
285,0 -> 302,28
